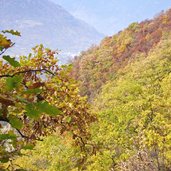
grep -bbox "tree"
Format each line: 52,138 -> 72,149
0,30 -> 95,170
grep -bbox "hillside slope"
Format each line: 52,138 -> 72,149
87,31 -> 171,171
72,9 -> 171,98
70,8 -> 171,170
0,0 -> 103,60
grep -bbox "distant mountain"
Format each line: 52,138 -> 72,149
0,0 -> 103,62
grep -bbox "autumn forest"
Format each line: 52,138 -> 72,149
0,6 -> 171,171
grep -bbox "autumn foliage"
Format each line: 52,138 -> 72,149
72,9 -> 171,99
0,30 -> 95,169
1,8 -> 171,171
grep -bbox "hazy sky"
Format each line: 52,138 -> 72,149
51,0 -> 171,35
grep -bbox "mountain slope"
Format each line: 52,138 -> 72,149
71,9 -> 171,170
72,9 -> 171,99
87,30 -> 171,171
0,0 -> 103,60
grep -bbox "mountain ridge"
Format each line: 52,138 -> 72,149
0,0 -> 104,61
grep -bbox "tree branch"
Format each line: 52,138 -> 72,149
0,68 -> 55,78
16,128 -> 43,141
0,117 -> 43,141
0,43 -> 15,56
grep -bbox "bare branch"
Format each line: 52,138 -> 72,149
0,43 -> 15,56
16,128 -> 43,141
0,68 -> 55,78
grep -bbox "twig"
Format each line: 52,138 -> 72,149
0,68 -> 55,78
0,43 -> 15,56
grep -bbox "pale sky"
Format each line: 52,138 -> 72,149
51,0 -> 171,35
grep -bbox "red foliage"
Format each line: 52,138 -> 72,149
72,9 -> 171,99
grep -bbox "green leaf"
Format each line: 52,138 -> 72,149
22,143 -> 35,150
16,96 -> 28,104
6,75 -> 23,90
38,101 -> 61,116
25,103 -> 42,119
0,157 -> 9,163
2,30 -> 21,36
9,115 -> 23,130
0,134 -> 17,141
66,116 -> 72,123
24,88 -> 43,94
25,101 -> 61,119
3,55 -> 21,67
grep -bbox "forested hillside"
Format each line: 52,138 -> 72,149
72,9 -> 171,99
0,7 -> 171,171
86,36 -> 171,170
